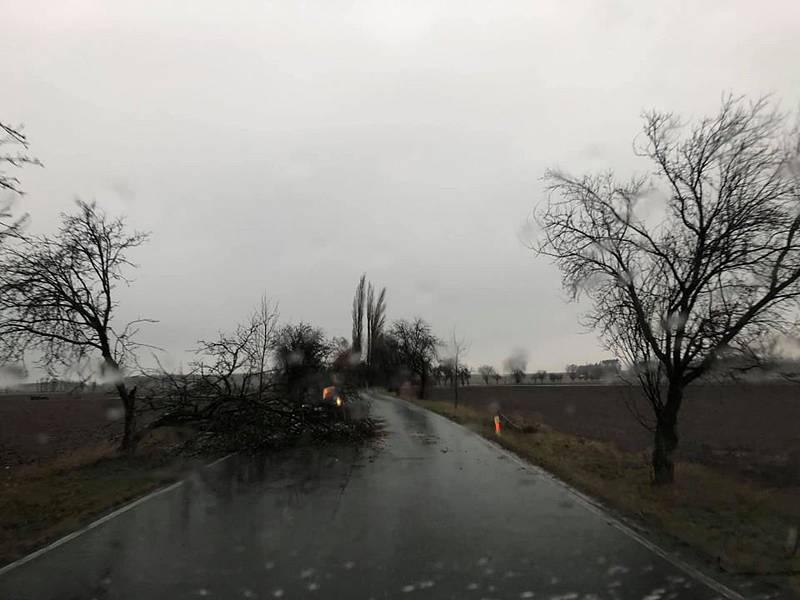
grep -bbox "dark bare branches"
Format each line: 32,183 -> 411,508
537,95 -> 800,483
139,299 -> 286,437
0,120 -> 41,243
0,200 -> 150,451
390,317 -> 441,399
0,121 -> 42,196
478,364 -> 498,385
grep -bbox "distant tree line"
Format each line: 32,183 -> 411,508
565,360 -> 621,381
349,275 -> 480,402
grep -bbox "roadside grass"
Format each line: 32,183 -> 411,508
0,428 -> 194,567
412,397 -> 800,595
0,414 -> 381,569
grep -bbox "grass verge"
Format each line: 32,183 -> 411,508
0,430 -> 194,567
0,415 -> 381,569
412,397 -> 800,596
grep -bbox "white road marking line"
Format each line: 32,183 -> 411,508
0,452 -> 235,577
384,394 -> 746,600
488,443 -> 746,600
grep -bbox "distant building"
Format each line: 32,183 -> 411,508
569,359 -> 621,381
600,359 -> 621,373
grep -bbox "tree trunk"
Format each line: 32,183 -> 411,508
418,370 -> 427,399
118,385 -> 137,453
652,384 -> 683,485
100,348 -> 137,454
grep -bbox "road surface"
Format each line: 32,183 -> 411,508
0,393 -> 755,599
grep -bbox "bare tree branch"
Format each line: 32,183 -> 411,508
0,200 -> 150,452
536,95 -> 800,484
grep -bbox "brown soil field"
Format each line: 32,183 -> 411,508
3,384 -> 799,486
428,383 -> 800,487
0,393 -> 123,466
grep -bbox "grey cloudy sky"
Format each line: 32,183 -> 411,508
3,0 -> 800,373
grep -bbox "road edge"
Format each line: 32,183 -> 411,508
378,392 -> 753,600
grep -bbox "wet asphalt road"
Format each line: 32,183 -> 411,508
1,393 -> 737,600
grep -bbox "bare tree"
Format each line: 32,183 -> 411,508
447,328 -> 470,407
275,322 -> 334,404
146,302 -> 279,424
537,95 -> 800,484
565,364 -> 578,381
351,274 -> 366,358
140,301 -> 325,449
369,330 -> 404,390
391,317 -> 441,399
0,201 -> 150,452
459,365 -> 471,386
503,348 -> 528,384
477,364 -> 497,384
245,295 -> 279,403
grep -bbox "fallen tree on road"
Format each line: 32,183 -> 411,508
138,298 -> 379,453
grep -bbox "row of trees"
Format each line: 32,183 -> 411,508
0,194 -> 367,452
349,276 -> 482,406
433,362 -> 471,387
531,370 -> 564,383
8,93 -> 799,488
349,275 -> 446,400
564,361 -> 620,381
343,96 -> 800,491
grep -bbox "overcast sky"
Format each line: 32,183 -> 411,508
3,1 -> 800,374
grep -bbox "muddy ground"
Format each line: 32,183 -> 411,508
0,393 -> 123,466
3,384 -> 800,486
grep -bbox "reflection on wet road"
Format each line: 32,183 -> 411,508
1,393 -> 735,599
